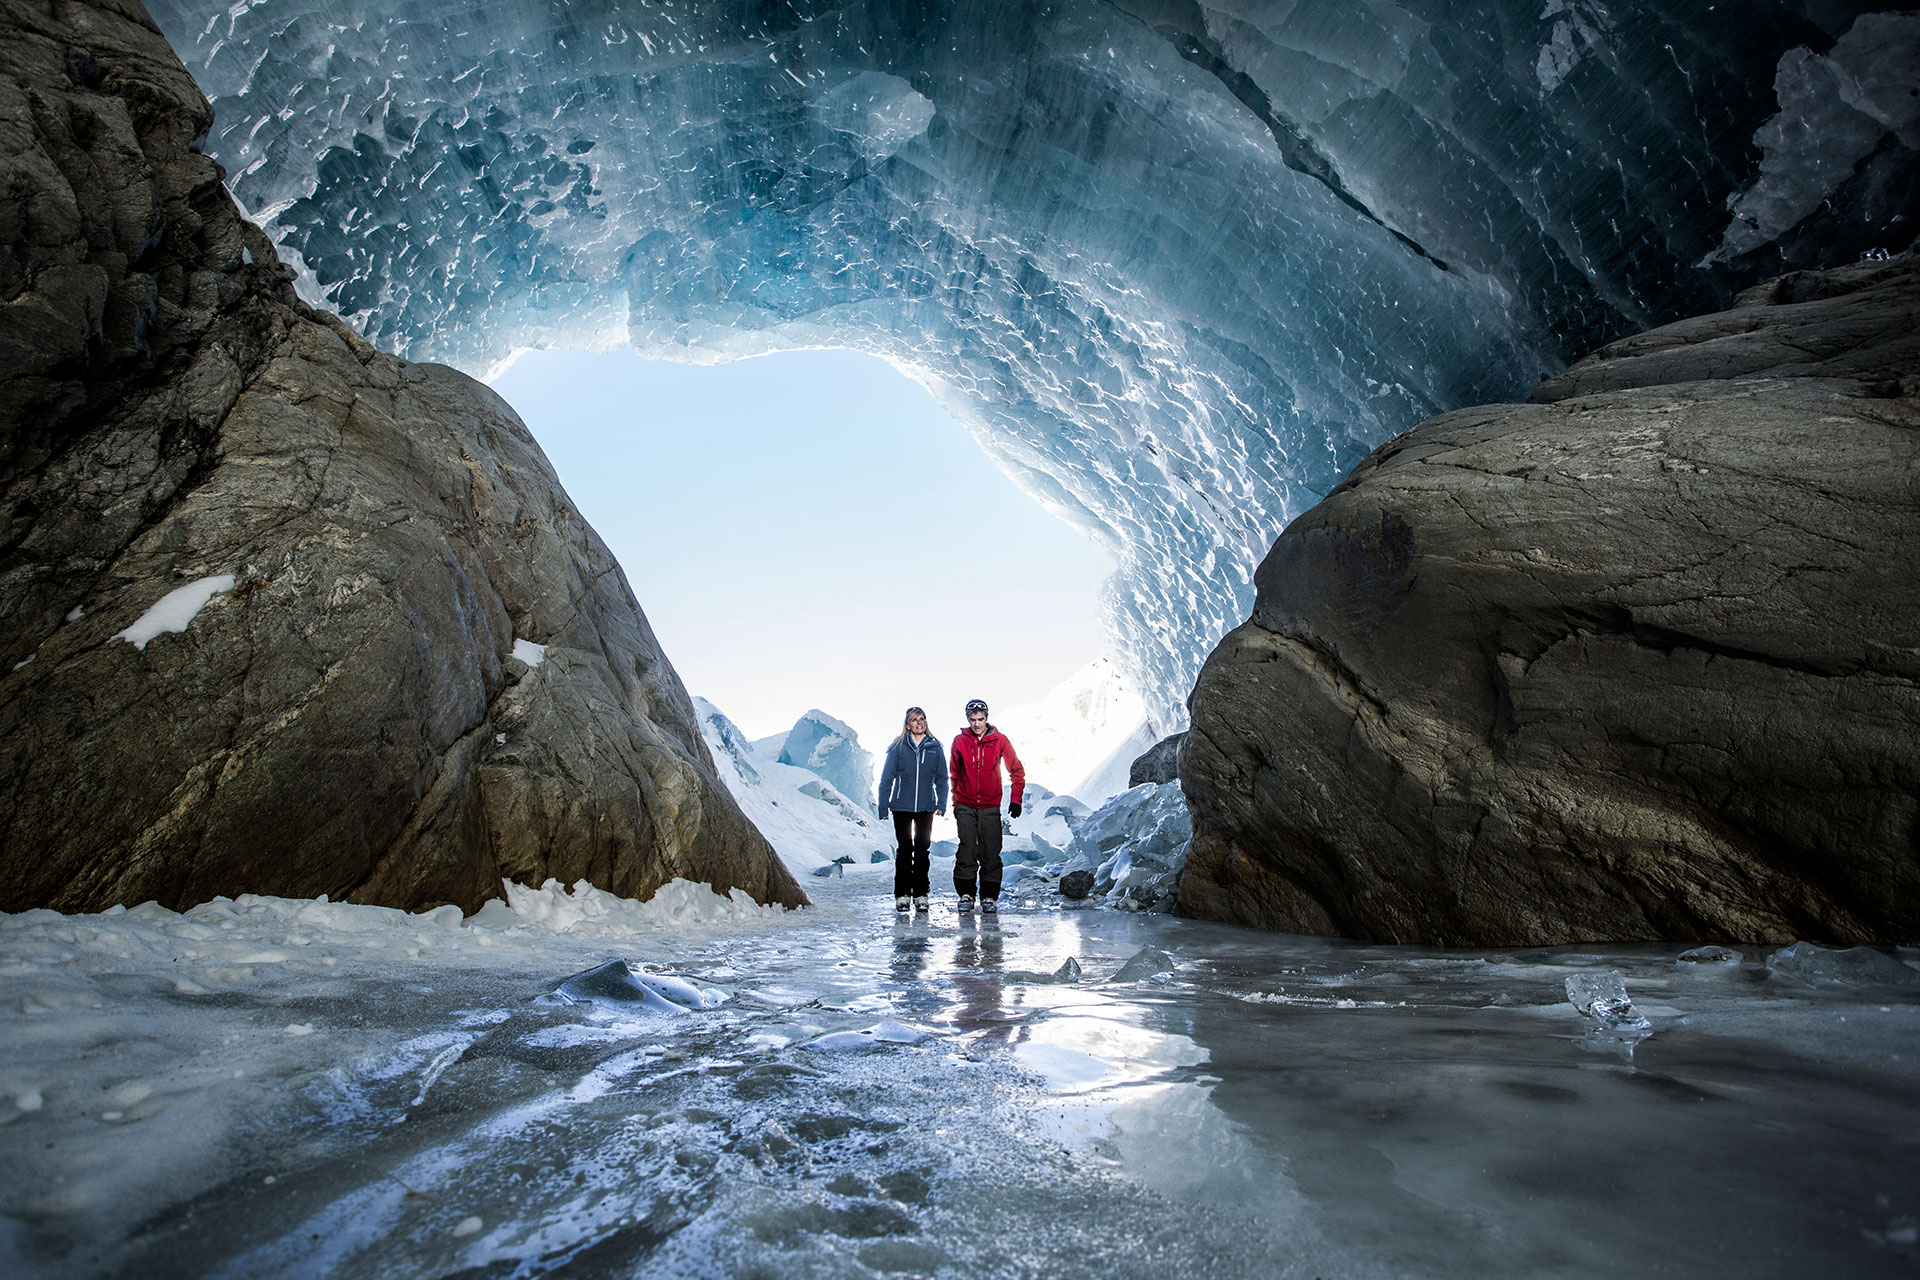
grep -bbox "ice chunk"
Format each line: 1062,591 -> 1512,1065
1766,942 -> 1920,989
500,876 -> 785,934
1112,946 -> 1175,983
1061,781 -> 1191,911
551,959 -> 728,1012
1709,14 -> 1920,263
1564,971 -> 1651,1031
810,862 -> 843,878
113,574 -> 236,650
1006,956 -> 1084,984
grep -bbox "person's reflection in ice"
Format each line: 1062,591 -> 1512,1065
886,907 -> 942,1020
951,916 -> 1029,1049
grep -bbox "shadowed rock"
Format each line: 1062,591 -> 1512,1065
1179,257 -> 1920,946
0,0 -> 804,914
1128,733 -> 1185,787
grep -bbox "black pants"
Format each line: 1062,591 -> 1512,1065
892,811 -> 933,898
954,804 -> 1003,900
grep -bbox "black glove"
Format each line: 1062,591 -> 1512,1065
1008,802 -> 1022,818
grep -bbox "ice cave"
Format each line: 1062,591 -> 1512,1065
2,0 -> 1918,1276
143,0 -> 1917,728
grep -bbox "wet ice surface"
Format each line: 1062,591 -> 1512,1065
4,880 -> 1919,1278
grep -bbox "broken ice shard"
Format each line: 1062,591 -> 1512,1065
552,960 -> 726,1012
1112,946 -> 1176,983
1563,971 -> 1651,1031
1767,942 -> 1920,989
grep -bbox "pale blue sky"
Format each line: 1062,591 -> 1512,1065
489,347 -> 1115,753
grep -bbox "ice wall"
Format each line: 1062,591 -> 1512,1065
144,0 -> 1917,727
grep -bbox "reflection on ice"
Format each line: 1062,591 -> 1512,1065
2,879 -> 1918,1278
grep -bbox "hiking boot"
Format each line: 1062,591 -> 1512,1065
958,895 -> 976,912
895,896 -> 910,914
981,898 -> 998,914
913,896 -> 929,912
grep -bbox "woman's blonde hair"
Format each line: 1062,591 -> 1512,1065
893,706 -> 928,745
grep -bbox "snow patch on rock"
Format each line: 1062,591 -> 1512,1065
112,575 -> 236,651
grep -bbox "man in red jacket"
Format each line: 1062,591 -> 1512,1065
949,698 -> 1025,914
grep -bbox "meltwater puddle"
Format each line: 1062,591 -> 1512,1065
2,879 -> 1918,1278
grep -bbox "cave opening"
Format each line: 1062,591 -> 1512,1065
486,343 -> 1120,766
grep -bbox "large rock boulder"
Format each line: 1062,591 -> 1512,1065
1180,257 -> 1920,946
0,0 -> 805,913
1128,733 -> 1184,787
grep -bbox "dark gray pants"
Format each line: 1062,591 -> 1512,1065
954,804 -> 1003,900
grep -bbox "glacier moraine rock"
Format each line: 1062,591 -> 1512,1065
1179,257 -> 1920,947
0,0 -> 804,914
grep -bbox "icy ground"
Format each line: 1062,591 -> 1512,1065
4,871 -> 1919,1279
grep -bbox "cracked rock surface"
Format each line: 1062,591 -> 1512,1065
0,0 -> 805,913
1179,256 -> 1920,946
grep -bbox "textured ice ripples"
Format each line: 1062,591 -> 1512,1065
10,882 -> 1920,1277
140,0 -> 1850,726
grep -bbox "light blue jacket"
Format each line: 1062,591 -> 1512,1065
878,734 -> 948,817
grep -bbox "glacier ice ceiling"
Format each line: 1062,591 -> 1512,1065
145,0 -> 1920,728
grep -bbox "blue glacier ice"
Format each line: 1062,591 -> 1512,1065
143,0 -> 1920,727
776,709 -> 876,814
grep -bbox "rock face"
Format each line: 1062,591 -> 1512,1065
0,0 -> 805,914
1180,257 -> 1920,946
1128,733 -> 1185,788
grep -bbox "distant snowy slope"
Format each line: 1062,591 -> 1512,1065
694,698 -> 882,874
1069,720 -> 1161,803
993,658 -> 1154,803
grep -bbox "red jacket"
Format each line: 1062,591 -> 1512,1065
950,725 -> 1025,809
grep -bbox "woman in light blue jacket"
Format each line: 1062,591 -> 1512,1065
877,706 -> 948,914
